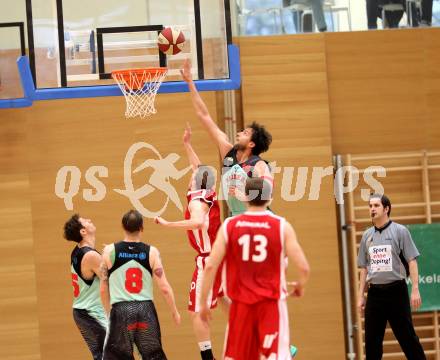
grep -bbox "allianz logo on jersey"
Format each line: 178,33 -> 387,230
118,252 -> 147,260
236,220 -> 271,229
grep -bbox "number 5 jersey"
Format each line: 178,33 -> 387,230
71,246 -> 107,326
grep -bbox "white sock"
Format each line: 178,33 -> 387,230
198,341 -> 212,351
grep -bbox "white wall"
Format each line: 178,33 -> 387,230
0,0 -> 26,49
348,0 -> 368,31
0,0 -> 25,23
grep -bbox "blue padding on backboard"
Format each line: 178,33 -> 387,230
0,56 -> 34,108
5,44 -> 241,107
17,56 -> 36,99
0,98 -> 33,109
33,44 -> 241,100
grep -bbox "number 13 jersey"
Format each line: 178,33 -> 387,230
223,211 -> 287,304
108,242 -> 153,304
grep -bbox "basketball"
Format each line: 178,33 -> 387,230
158,27 -> 185,55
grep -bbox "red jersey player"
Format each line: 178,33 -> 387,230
155,124 -> 224,360
200,177 -> 310,360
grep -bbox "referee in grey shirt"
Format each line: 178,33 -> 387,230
357,194 -> 426,360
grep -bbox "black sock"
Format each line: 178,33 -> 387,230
200,348 -> 214,360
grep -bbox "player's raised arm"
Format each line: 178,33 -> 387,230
284,221 -> 310,297
150,246 -> 181,325
180,60 -> 233,158
183,122 -> 201,172
155,199 -> 209,230
99,244 -> 113,316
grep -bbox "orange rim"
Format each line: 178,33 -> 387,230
112,67 -> 167,79
112,67 -> 168,90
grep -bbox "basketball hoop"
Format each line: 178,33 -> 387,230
112,68 -> 168,118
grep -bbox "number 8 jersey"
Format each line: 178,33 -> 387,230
222,210 -> 287,304
108,241 -> 153,304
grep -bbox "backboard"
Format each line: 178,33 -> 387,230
0,0 -> 239,107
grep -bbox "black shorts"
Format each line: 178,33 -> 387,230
103,300 -> 167,360
73,308 -> 106,360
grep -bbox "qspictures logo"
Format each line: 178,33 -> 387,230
55,142 -> 387,218
55,142 -> 191,218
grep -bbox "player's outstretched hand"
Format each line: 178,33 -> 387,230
173,310 -> 181,326
199,304 -> 212,323
180,59 -> 192,83
154,217 -> 169,226
287,281 -> 305,298
183,122 -> 192,144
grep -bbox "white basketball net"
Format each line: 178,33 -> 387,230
112,68 -> 168,119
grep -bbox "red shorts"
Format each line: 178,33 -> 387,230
188,255 -> 223,312
223,299 -> 290,360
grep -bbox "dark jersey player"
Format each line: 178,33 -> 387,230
100,210 -> 180,360
63,214 -> 107,360
180,60 -> 273,216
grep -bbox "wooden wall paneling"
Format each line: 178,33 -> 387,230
0,109 -> 41,360
326,29 -> 440,155
238,34 -> 345,360
424,30 -> 440,151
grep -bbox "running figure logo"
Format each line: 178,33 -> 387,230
114,142 -> 191,217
